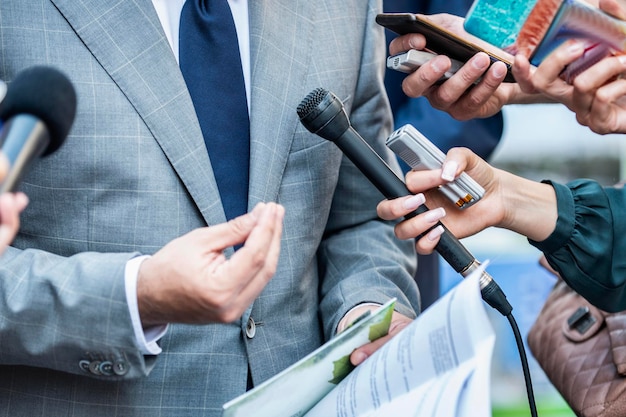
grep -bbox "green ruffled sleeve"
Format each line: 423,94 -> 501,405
529,179 -> 626,312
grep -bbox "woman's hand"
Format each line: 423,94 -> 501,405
511,0 -> 626,134
377,148 -> 558,254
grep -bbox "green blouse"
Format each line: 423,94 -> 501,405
529,179 -> 626,312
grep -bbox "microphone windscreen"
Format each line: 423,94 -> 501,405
0,66 -> 77,156
296,87 -> 328,119
0,81 -> 6,104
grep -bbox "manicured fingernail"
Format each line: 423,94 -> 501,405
441,161 -> 458,181
403,193 -> 425,210
619,55 -> 626,66
568,41 -> 584,55
424,207 -> 446,223
427,225 -> 445,241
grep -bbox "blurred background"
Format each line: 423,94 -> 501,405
438,102 -> 625,417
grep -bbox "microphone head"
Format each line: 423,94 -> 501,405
0,66 -> 77,156
297,88 -> 350,140
296,88 -> 331,121
0,81 -> 6,103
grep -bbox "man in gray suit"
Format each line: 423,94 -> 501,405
0,0 -> 420,416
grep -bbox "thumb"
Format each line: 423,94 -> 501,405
600,0 -> 626,20
197,202 -> 267,250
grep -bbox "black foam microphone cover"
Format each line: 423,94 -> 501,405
0,65 -> 77,156
0,66 -> 77,192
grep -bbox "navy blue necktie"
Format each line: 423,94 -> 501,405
179,0 -> 250,221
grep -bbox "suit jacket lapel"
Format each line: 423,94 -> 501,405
50,0 -> 315,224
247,0 -> 314,207
49,0 -> 227,227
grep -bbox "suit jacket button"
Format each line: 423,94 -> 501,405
99,361 -> 114,376
113,360 -> 129,376
88,360 -> 102,375
79,360 -> 91,373
245,317 -> 256,339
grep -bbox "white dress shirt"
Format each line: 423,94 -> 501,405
152,0 -> 251,105
125,0 -> 251,355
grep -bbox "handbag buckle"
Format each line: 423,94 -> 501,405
567,306 -> 596,335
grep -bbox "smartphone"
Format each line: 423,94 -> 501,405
386,124 -> 484,209
464,0 -> 626,80
387,50 -> 465,84
376,12 -> 515,83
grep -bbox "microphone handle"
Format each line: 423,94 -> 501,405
334,128 -> 476,275
0,115 -> 49,193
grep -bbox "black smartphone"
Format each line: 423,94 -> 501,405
376,13 -> 516,83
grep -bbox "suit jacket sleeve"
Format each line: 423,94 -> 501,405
0,246 -> 153,379
317,0 -> 420,341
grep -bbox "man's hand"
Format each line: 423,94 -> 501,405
340,305 -> 414,366
137,202 -> 284,326
388,14 -> 539,121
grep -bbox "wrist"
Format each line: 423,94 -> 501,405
507,89 -> 551,105
500,172 -> 557,241
136,257 -> 167,327
337,303 -> 381,334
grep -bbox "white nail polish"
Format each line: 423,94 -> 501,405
427,225 -> 445,241
442,161 -> 458,181
403,194 -> 425,210
424,207 -> 446,223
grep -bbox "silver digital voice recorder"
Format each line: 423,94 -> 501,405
386,124 -> 485,209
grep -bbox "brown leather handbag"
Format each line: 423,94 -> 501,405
527,279 -> 626,417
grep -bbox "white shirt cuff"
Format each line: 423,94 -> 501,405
336,302 -> 382,334
125,255 -> 168,355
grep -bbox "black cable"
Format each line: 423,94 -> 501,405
478,276 -> 537,416
506,312 -> 539,417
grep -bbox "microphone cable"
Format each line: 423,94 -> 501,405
508,312 -> 538,417
297,87 -> 538,417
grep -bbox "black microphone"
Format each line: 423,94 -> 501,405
0,66 -> 77,192
297,87 -> 511,316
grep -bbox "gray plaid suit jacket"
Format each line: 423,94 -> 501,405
0,0 -> 420,415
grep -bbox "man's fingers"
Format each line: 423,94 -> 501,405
389,34 -> 427,56
213,203 -> 284,314
426,53 -> 492,111
599,0 -> 626,20
191,202 -> 268,251
349,315 -> 413,366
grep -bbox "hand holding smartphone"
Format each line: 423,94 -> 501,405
377,12 -> 515,82
463,0 -> 626,82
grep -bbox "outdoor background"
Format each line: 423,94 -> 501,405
436,103 -> 625,417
